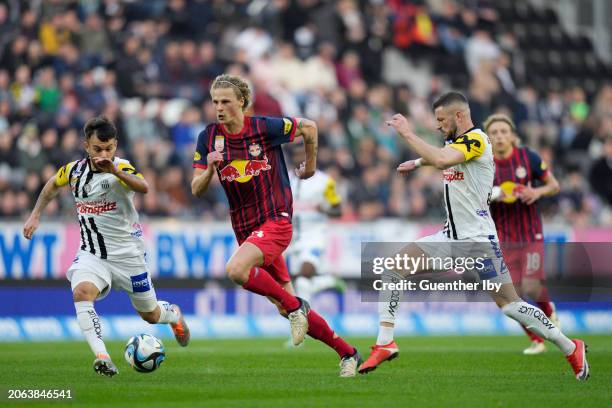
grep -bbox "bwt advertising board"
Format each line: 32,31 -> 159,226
0,220 -> 420,279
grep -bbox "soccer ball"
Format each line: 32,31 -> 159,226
124,334 -> 166,373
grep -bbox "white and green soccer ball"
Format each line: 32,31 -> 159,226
124,334 -> 166,373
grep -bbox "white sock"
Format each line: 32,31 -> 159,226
156,301 -> 179,324
376,270 -> 404,345
75,301 -> 108,357
376,325 -> 396,346
502,301 -> 576,355
310,275 -> 337,294
294,277 -> 313,303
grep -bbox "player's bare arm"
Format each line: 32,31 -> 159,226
23,175 -> 64,240
519,172 -> 560,205
387,114 -> 465,170
294,118 -> 318,179
396,158 -> 430,176
94,158 -> 149,194
191,151 -> 223,197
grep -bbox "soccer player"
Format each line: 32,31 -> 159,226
485,113 -> 561,355
288,166 -> 345,304
191,74 -> 361,377
22,116 -> 190,377
282,166 -> 345,348
358,92 -> 589,381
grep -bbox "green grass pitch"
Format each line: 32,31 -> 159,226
0,335 -> 610,407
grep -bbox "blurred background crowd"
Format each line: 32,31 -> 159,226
1,0 -> 611,226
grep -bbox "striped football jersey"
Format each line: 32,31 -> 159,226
441,127 -> 497,239
55,157 -> 145,259
490,146 -> 549,242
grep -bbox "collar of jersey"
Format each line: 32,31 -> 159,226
446,126 -> 477,143
86,156 -> 111,174
494,146 -> 517,164
220,116 -> 249,138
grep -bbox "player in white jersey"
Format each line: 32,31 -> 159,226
282,169 -> 345,348
358,92 -> 589,381
22,116 -> 190,377
288,169 -> 345,304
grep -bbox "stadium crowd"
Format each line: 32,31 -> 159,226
0,0 -> 611,225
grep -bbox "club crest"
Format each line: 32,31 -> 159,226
249,143 -> 262,157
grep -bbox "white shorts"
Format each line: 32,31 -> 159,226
287,240 -> 324,276
415,230 -> 512,285
67,250 -> 158,312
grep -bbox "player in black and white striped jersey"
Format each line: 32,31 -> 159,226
23,116 -> 189,377
358,92 -> 589,381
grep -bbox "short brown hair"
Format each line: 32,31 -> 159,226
483,113 -> 516,133
84,116 -> 117,141
432,91 -> 469,110
210,74 -> 252,112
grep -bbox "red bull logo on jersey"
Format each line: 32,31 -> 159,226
219,156 -> 271,183
442,169 -> 464,182
499,180 -> 526,204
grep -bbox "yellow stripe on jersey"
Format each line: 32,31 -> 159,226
448,131 -> 486,161
323,177 -> 341,206
117,162 -> 143,178
54,161 -> 77,187
116,161 -> 144,188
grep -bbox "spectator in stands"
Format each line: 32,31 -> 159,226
590,136 -> 612,206
464,29 -> 500,75
0,0 -> 609,225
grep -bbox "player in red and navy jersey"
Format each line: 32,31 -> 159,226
191,74 -> 361,377
485,113 -> 561,355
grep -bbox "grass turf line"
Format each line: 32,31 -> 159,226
0,335 -> 610,407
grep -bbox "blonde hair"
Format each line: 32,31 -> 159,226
483,113 -> 516,133
484,113 -> 519,146
210,74 -> 251,112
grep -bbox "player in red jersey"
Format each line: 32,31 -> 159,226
191,74 -> 361,377
485,113 -> 561,354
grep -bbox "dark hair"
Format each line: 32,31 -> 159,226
84,116 -> 117,141
432,91 -> 469,110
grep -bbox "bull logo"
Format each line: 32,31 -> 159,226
219,156 -> 271,183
